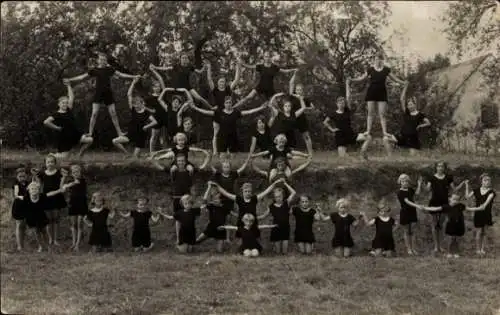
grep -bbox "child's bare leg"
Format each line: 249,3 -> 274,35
150,129 -> 160,154
298,242 -> 305,254
212,122 -> 220,156
383,136 -> 392,157
366,101 -> 376,135
45,223 -> 53,245
431,215 -> 440,252
88,103 -> 101,136
15,221 -> 25,251
403,226 -> 411,254
282,240 -> 289,254
475,229 -> 481,254
71,216 -> 77,247
273,242 -> 280,254
480,228 -> 486,253
35,229 -> 45,252
338,146 -> 347,157
53,213 -> 60,245
75,216 -> 83,251
216,240 -> 224,253
302,132 -> 313,156
377,101 -> 388,135
112,137 -> 129,154
78,135 -> 93,157
132,148 -> 141,158
305,243 -> 312,254
360,136 -> 372,159
107,104 -> 124,136
343,247 -> 351,257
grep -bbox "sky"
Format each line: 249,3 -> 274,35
383,1 -> 454,62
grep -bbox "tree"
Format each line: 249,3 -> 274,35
442,0 -> 499,57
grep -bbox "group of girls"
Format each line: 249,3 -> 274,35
45,41 -> 431,161
11,152 -> 496,258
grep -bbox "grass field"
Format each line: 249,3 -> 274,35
1,150 -> 500,314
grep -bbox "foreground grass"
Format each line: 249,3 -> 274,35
2,250 -> 500,315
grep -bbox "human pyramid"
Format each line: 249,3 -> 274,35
11,41 -> 495,258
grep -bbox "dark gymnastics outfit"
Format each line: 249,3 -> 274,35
51,110 -> 83,153
235,195 -> 260,238
171,170 -> 194,213
269,201 -> 291,242
131,210 -> 153,248
327,108 -> 357,148
255,64 -> 280,98
428,174 -> 454,229
213,108 -> 242,153
290,95 -> 313,134
292,207 -> 316,243
40,170 -> 67,212
11,180 -> 28,220
252,127 -> 273,154
269,146 -> 291,171
88,67 -> 116,106
68,178 -> 88,216
127,108 -> 151,149
365,66 -> 390,102
145,94 -> 168,131
212,85 -> 232,109
395,109 -> 427,149
442,204 -> 466,237
212,171 -> 238,215
239,226 -> 263,253
397,188 -> 418,226
174,208 -> 201,245
274,112 -> 298,148
202,204 -> 231,240
371,217 -> 396,251
24,195 -> 49,229
473,189 -> 496,228
87,208 -> 112,248
330,212 -> 356,248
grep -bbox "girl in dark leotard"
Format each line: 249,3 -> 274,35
248,115 -> 273,159
361,201 -> 397,257
288,71 -> 315,156
252,156 -> 311,187
323,81 -> 365,157
396,174 -> 423,255
269,93 -> 308,149
465,173 -> 496,256
387,82 -> 431,156
150,43 -> 212,110
257,183 -> 297,254
424,161 -> 465,253
318,198 -> 360,258
112,78 -> 158,159
39,154 -> 67,246
206,60 -> 243,155
43,82 -> 93,158
190,95 -> 268,157
239,51 -> 297,103
84,191 -> 115,252
64,52 -> 141,138
11,167 -> 29,251
195,186 -> 231,253
292,195 -> 322,255
419,193 -> 490,258
252,133 -> 310,180
146,66 -> 170,153
217,213 -> 277,257
119,196 -> 161,252
347,53 -> 406,148
24,182 -> 66,252
159,194 -> 202,253
62,164 -> 89,252
209,179 -> 283,239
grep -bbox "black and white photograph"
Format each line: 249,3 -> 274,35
1,1 -> 499,314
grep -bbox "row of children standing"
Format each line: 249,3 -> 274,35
11,154 -> 496,257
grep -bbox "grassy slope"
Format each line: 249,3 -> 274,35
1,151 -> 500,314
